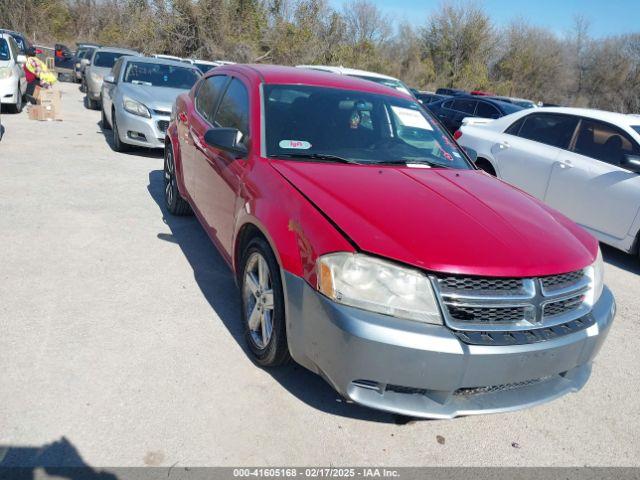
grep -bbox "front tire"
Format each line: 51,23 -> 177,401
101,108 -> 110,130
111,112 -> 129,152
164,143 -> 191,215
240,237 -> 290,367
8,87 -> 23,113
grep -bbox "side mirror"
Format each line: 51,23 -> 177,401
463,147 -> 478,163
81,58 -> 90,66
16,54 -> 26,64
621,154 -> 640,173
204,128 -> 248,156
103,75 -> 115,84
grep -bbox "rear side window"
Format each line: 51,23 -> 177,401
451,99 -> 476,114
195,75 -> 227,124
516,113 -> 579,149
0,38 -> 10,61
573,119 -> 639,166
476,102 -> 500,119
505,117 -> 525,135
214,78 -> 250,143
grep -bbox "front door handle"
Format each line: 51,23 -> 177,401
496,141 -> 510,150
557,159 -> 574,169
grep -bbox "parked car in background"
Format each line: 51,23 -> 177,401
297,65 -> 413,96
74,43 -> 99,83
490,96 -> 538,109
0,29 -> 33,55
152,54 -> 183,62
182,59 -> 233,74
415,91 -> 449,105
0,32 -> 27,113
53,43 -> 76,81
84,47 -> 140,109
165,64 -> 614,419
435,87 -> 466,96
427,95 -> 523,133
101,56 -> 200,151
457,107 -> 640,255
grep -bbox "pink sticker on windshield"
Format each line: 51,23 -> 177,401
279,140 -> 311,149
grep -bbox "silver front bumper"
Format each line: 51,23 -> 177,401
283,272 -> 615,419
115,108 -> 169,149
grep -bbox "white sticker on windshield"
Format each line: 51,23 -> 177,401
391,106 -> 433,130
279,140 -> 311,149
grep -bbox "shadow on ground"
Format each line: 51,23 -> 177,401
96,120 -> 163,158
147,169 -> 404,424
602,244 -> 639,275
0,437 -> 117,479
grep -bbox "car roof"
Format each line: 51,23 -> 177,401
535,107 -> 640,127
216,64 -> 411,98
121,55 -> 199,68
296,65 -> 401,82
94,47 -> 140,55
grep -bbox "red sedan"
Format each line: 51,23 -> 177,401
165,65 -> 614,419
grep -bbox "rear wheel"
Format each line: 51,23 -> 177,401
164,143 -> 191,216
111,112 -> 129,152
240,237 -> 290,367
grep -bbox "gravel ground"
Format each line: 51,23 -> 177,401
0,81 -> 639,468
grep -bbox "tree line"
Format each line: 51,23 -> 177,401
2,0 -> 639,112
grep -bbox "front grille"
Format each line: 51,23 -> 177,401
544,295 -> 585,317
540,270 -> 583,291
447,305 -> 529,323
157,120 -> 169,133
434,270 -> 591,343
439,276 -> 522,294
453,376 -> 552,397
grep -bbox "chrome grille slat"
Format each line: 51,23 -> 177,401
433,270 -> 592,337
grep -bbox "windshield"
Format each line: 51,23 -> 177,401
264,85 -> 473,169
0,39 -> 10,61
94,52 -> 128,68
9,34 -> 25,53
195,62 -> 215,74
123,62 -> 200,89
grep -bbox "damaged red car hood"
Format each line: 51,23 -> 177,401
271,162 -> 597,277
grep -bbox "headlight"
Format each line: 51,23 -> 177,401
316,252 -> 442,324
123,96 -> 151,118
586,247 -> 604,306
0,67 -> 13,79
75,63 -> 81,69
90,71 -> 102,82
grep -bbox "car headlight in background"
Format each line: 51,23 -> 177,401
317,252 -> 442,324
123,96 -> 151,118
0,67 -> 13,79
586,247 -> 604,306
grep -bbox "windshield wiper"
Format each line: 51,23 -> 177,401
369,159 -> 453,169
268,153 -> 362,164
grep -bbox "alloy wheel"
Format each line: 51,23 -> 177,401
243,252 -> 275,349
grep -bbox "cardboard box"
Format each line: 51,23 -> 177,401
28,104 -> 61,121
30,86 -> 62,121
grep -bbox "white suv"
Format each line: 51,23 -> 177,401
457,108 -> 640,256
0,33 -> 27,113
